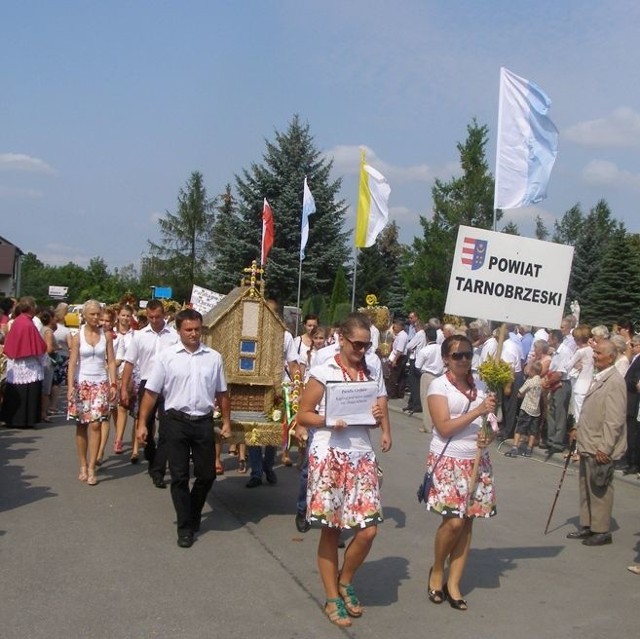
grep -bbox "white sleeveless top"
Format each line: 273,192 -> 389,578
77,327 -> 108,382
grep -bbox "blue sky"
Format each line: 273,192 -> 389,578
2,1 -> 639,271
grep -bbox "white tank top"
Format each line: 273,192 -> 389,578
77,327 -> 108,382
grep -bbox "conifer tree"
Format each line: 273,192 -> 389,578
148,171 -> 216,301
211,184 -> 243,293
403,120 -> 498,318
586,229 -> 640,325
569,199 -> 621,319
232,115 -> 349,304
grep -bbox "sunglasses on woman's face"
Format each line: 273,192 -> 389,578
344,336 -> 372,351
450,351 -> 473,361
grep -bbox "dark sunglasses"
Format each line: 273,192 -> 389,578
344,336 -> 372,351
450,351 -> 473,361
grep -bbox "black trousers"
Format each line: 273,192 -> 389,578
138,380 -> 166,479
626,415 -> 640,470
501,371 -> 524,438
386,355 -> 408,399
407,360 -> 422,411
162,413 -> 215,536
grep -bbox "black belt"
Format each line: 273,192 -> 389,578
166,409 -> 213,423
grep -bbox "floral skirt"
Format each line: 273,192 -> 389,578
68,380 -> 111,425
307,447 -> 382,530
425,452 -> 496,519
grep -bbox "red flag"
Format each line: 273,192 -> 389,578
261,198 -> 274,264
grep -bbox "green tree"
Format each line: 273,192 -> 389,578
569,199 -> 622,321
328,265 -> 350,324
552,204 -> 584,245
535,215 -> 549,241
232,115 -> 350,304
148,171 -> 216,301
20,253 -> 51,301
403,120 -> 498,317
502,221 -> 520,235
588,229 -> 640,325
211,184 -> 244,293
301,294 -> 328,326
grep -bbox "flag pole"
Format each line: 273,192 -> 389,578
295,255 -> 303,336
351,248 -> 359,311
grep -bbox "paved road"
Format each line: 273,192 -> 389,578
1,401 -> 639,639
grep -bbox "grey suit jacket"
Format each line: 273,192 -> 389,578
577,366 -> 627,460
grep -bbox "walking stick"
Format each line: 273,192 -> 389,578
544,439 -> 576,535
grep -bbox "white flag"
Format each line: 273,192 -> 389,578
494,67 -> 559,210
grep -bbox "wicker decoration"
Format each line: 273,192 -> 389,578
203,262 -> 288,445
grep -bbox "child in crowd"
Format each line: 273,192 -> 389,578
297,325 -> 327,381
505,360 -> 543,458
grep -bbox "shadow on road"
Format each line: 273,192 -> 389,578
464,544 -> 564,592
0,429 -> 57,515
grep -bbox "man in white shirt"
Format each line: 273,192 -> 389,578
404,322 -> 427,414
542,329 -> 573,454
415,327 -> 443,432
499,327 -> 525,441
386,320 -> 408,399
138,308 -> 231,548
120,299 -> 178,488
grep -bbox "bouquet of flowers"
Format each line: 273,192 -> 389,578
477,357 -> 514,438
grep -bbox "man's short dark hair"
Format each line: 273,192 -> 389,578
147,299 -> 164,312
175,308 -> 203,329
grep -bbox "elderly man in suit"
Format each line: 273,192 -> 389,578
567,339 -> 627,546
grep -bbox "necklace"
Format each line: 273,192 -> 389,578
445,370 -> 478,402
334,354 -> 365,381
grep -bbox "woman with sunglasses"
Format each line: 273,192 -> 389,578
297,313 -> 392,629
425,334 -> 497,611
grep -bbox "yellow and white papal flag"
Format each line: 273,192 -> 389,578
355,150 -> 391,248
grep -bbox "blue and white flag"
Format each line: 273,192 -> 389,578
300,176 -> 316,260
494,67 -> 559,210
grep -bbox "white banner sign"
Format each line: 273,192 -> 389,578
445,225 -> 574,328
48,285 -> 68,298
190,284 -> 225,316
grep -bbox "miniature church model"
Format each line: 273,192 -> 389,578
202,261 -> 287,445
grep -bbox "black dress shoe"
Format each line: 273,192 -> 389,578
177,534 -> 194,548
566,527 -> 592,540
246,476 -> 262,488
152,476 -> 167,489
582,532 -> 612,546
443,583 -> 468,611
538,442 -> 550,450
264,468 -> 277,484
295,512 -> 311,533
623,466 -> 639,475
427,567 -> 444,604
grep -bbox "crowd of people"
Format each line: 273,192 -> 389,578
0,296 -> 637,625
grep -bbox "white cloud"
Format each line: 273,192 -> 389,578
324,145 -> 460,184
0,185 -> 44,198
0,152 -> 56,174
582,159 -> 640,188
565,107 -> 640,148
39,243 -> 91,267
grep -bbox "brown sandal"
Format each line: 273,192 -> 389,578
324,598 -> 352,628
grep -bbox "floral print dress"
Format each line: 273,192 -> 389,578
306,356 -> 386,530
